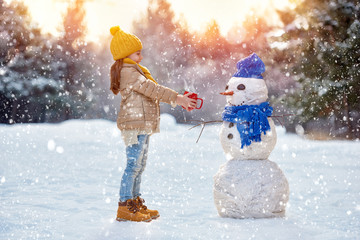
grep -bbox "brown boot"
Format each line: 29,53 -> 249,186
135,197 -> 160,219
116,199 -> 152,222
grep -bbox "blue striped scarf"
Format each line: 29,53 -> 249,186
222,102 -> 273,148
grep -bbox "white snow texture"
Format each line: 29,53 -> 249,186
0,115 -> 360,239
214,159 -> 289,218
224,77 -> 268,106
219,118 -> 277,160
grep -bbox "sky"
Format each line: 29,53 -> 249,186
16,0 -> 296,42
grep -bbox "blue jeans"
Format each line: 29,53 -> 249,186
119,134 -> 149,202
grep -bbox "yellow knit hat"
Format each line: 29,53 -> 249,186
109,26 -> 143,60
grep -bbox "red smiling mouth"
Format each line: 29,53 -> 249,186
220,91 -> 234,96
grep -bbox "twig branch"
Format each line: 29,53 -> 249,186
271,116 -> 284,127
187,120 -> 222,143
188,114 -> 295,143
270,114 -> 295,127
196,124 -> 205,143
188,120 -> 223,130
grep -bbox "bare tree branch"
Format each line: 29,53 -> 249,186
187,114 -> 295,143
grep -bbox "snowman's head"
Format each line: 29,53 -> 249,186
220,77 -> 268,106
220,53 -> 268,106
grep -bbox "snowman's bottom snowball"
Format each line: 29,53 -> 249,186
213,159 -> 289,219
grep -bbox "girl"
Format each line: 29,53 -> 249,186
109,26 -> 196,222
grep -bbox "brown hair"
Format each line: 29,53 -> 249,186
110,59 -> 123,95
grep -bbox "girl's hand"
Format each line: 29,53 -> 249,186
176,93 -> 197,111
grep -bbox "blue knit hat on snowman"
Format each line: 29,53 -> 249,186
222,53 -> 272,148
233,53 -> 265,79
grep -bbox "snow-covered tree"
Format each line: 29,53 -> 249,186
0,0 -> 99,123
0,1 -> 63,123
57,0 -> 96,120
276,0 -> 360,139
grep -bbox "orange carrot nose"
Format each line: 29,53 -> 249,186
220,91 -> 234,96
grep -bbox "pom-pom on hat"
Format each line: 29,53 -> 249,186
233,53 -> 265,79
110,26 -> 143,61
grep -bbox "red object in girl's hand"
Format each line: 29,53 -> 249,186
183,91 -> 203,111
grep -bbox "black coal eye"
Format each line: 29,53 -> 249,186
225,85 -> 229,90
237,84 -> 245,90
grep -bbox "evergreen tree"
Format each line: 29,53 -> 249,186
277,0 -> 360,138
58,0 -> 96,120
0,1 -> 61,123
0,0 -> 98,124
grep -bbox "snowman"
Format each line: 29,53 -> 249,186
213,53 -> 289,219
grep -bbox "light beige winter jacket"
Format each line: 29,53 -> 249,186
117,63 -> 178,134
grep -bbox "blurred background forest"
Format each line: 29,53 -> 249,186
0,0 -> 359,139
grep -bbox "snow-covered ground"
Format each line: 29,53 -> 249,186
0,114 -> 359,240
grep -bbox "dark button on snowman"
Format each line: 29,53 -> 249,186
214,53 -> 289,219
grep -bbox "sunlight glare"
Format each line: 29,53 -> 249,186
20,0 -> 294,42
